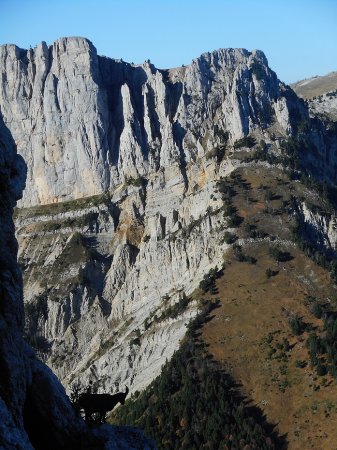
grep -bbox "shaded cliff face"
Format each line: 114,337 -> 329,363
0,118 -> 155,449
1,37 -> 337,403
0,115 -> 31,448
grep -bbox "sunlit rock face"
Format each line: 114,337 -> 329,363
2,37 -> 335,400
0,37 -> 297,208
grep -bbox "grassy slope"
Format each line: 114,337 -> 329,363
113,163 -> 337,449
201,166 -> 337,450
291,72 -> 337,99
114,161 -> 337,450
202,247 -> 337,450
112,297 -> 285,449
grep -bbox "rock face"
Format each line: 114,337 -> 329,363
308,94 -> 337,122
1,37 -> 337,399
0,37 -> 299,207
0,117 -> 155,449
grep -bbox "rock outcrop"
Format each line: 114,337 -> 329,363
1,37 -> 337,400
0,116 -> 155,449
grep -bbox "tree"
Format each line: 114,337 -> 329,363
289,315 -> 306,335
311,303 -> 323,319
223,232 -> 237,244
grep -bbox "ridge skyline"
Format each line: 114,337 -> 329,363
1,0 -> 336,84
1,36 -> 269,69
2,35 -> 336,87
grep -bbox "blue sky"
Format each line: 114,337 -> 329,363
0,0 -> 336,83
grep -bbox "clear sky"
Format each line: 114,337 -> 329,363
0,0 -> 336,83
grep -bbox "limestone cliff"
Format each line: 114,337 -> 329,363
1,37 -> 337,400
0,37 -> 302,207
0,117 -> 155,449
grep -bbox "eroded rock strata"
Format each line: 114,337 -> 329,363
1,37 -> 336,399
0,117 -> 154,449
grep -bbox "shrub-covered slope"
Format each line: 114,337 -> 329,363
113,162 -> 337,449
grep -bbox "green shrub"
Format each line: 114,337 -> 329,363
264,190 -> 275,201
316,362 -> 327,376
266,268 -> 278,278
222,231 -> 237,244
217,181 -> 235,197
269,247 -> 292,262
223,204 -> 237,216
233,245 -> 256,264
205,147 -> 226,163
125,176 -> 145,187
311,303 -> 323,319
157,293 -> 192,321
289,315 -> 306,335
233,136 -> 256,149
246,255 -> 257,264
282,338 -> 290,351
227,213 -> 243,228
130,337 -> 141,346
295,360 -> 307,368
199,267 -> 223,293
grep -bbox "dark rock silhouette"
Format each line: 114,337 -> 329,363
79,387 -> 129,424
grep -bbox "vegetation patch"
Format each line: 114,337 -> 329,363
233,135 -> 256,149
189,164 -> 337,449
199,266 -> 223,294
288,314 -> 308,336
34,212 -> 99,233
303,312 -> 337,380
233,244 -> 257,264
112,299 -> 282,449
222,231 -> 237,244
268,246 -> 293,262
124,176 -> 146,187
154,294 -> 192,323
205,146 -> 226,163
15,193 -> 110,220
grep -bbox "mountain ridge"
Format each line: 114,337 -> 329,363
2,36 -> 334,394
0,37 -> 295,207
291,71 -> 337,99
291,71 -> 337,122
1,36 -> 337,449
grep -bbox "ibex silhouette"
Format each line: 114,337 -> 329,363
78,387 -> 129,424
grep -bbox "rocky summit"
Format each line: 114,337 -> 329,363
1,37 -> 299,207
1,36 -> 337,449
